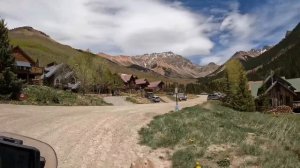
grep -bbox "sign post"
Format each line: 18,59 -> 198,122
175,87 -> 179,111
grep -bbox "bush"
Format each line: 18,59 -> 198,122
22,85 -> 109,106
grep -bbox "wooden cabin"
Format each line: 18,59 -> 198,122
256,73 -> 297,108
43,63 -> 80,91
146,81 -> 165,92
12,46 -> 43,84
135,78 -> 149,89
119,74 -> 137,89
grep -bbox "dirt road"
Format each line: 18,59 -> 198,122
0,96 -> 206,168
103,96 -> 133,106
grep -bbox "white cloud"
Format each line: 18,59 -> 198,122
0,0 -> 215,57
220,13 -> 254,40
200,56 -> 222,65
201,0 -> 300,65
1,0 -> 300,66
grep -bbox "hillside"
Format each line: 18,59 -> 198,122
246,23 -> 300,80
207,22 -> 300,81
8,26 -> 196,84
208,48 -> 267,76
101,52 -> 219,78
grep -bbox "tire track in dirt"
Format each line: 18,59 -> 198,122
0,96 -> 206,168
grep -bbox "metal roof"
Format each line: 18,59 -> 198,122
16,61 -> 31,68
286,78 -> 300,92
64,71 -> 74,79
248,81 -> 263,98
249,77 -> 300,98
44,63 -> 64,78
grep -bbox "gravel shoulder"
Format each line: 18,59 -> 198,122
0,96 -> 206,168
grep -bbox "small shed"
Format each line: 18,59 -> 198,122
256,73 -> 297,108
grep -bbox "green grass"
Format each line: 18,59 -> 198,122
16,85 -> 110,106
125,96 -> 142,104
139,101 -> 300,168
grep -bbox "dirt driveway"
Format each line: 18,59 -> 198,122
0,96 -> 207,168
103,96 -> 133,106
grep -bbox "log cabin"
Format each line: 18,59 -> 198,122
119,73 -> 137,89
146,81 -> 165,92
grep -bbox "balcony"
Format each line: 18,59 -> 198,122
30,66 -> 43,74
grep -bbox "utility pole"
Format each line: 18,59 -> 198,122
175,86 -> 179,111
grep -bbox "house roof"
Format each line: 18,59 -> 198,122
119,74 -> 134,83
12,46 -> 35,65
249,76 -> 300,98
64,71 -> 74,79
135,78 -> 149,85
148,81 -> 164,88
248,81 -> 263,98
15,61 -> 31,68
263,81 -> 297,96
286,78 -> 300,92
44,63 -> 64,78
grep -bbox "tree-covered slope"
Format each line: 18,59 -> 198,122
206,23 -> 300,81
245,23 -> 300,80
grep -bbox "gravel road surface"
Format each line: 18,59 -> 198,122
103,96 -> 133,106
0,96 -> 206,168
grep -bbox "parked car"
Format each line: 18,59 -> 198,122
145,92 -> 154,99
177,93 -> 187,101
207,92 -> 225,100
151,95 -> 161,103
207,94 -> 220,100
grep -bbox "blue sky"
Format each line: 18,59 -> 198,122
176,0 -> 300,64
0,0 -> 299,65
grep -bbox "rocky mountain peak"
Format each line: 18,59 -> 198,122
99,52 -> 219,78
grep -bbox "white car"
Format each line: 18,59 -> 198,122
151,95 -> 161,103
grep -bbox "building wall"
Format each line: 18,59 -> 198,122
268,85 -> 294,107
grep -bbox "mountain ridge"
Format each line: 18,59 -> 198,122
100,52 -> 219,78
8,26 -> 197,84
205,22 -> 300,81
208,47 -> 270,77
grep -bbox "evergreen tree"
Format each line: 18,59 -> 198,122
224,59 -> 255,111
0,19 -> 22,99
